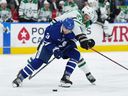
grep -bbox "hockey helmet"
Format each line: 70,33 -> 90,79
82,6 -> 95,20
62,18 -> 74,30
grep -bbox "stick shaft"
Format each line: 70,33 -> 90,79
91,48 -> 128,70
29,57 -> 55,80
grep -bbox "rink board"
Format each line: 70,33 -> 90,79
0,48 -> 2,54
10,45 -> 128,54
0,25 -> 3,54
1,22 -> 128,54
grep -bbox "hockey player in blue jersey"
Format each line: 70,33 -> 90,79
12,18 -> 95,88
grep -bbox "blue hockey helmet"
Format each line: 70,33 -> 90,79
62,18 -> 74,30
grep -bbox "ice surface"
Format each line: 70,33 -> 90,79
0,52 -> 128,96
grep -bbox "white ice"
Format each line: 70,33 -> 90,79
0,52 -> 128,96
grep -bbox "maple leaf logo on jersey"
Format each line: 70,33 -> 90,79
18,27 -> 30,44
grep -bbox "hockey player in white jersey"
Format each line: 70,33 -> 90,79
87,0 -> 122,36
87,0 -> 112,36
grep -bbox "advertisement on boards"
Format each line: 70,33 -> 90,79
1,22 -> 127,54
11,23 -> 49,47
87,23 -> 128,45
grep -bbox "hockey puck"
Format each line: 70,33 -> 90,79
52,89 -> 58,92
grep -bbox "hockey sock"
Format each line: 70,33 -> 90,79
78,58 -> 90,74
19,58 -> 44,79
20,64 -> 34,79
64,58 -> 77,77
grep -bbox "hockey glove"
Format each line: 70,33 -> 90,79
53,49 -> 63,59
80,39 -> 95,50
103,20 -> 112,37
76,34 -> 95,50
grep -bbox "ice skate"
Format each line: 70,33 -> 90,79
86,72 -> 96,85
59,75 -> 72,88
12,70 -> 24,87
12,77 -> 22,87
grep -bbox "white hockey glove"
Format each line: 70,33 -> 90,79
103,20 -> 112,37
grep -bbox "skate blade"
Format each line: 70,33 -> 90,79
59,83 -> 71,88
12,82 -> 22,88
91,82 -> 96,85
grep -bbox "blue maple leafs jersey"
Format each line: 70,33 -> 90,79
43,21 -> 76,52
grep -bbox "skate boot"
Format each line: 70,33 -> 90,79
86,72 -> 96,84
12,77 -> 22,87
12,71 -> 24,87
60,75 -> 72,88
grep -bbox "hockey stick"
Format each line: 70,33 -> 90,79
29,45 -> 73,80
91,48 -> 128,70
29,57 -> 55,80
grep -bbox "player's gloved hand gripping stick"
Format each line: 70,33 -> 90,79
77,33 -> 128,71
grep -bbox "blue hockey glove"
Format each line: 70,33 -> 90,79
53,49 -> 63,59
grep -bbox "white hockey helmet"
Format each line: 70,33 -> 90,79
82,6 -> 95,19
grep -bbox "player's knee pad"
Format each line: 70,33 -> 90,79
78,57 -> 86,68
28,58 -> 44,70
